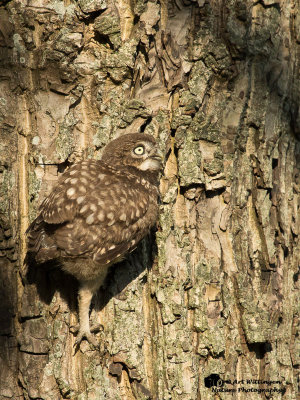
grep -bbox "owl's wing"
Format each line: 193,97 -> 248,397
40,160 -> 107,224
50,171 -> 155,262
88,179 -> 154,263
32,159 -> 158,264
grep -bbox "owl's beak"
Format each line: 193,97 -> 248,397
157,149 -> 164,160
151,149 -> 164,162
139,149 -> 163,171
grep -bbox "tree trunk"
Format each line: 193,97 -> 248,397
0,0 -> 299,399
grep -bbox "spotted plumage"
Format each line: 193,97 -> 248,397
27,133 -> 162,346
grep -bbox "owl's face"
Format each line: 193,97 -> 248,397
101,133 -> 163,172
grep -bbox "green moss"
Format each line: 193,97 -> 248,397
194,307 -> 208,333
120,100 -> 150,125
171,110 -> 192,130
188,61 -> 213,102
248,5 -> 280,57
178,132 -> 203,187
0,169 -> 14,216
190,112 -> 221,143
28,169 -> 41,222
95,15 -> 120,36
55,125 -> 74,161
179,90 -> 200,110
203,149 -> 224,176
134,0 -> 147,15
56,377 -> 74,399
94,15 -> 121,50
51,320 -> 65,340
93,116 -> 113,148
241,308 -> 273,343
161,183 -> 177,204
55,111 -> 78,161
78,0 -> 107,13
158,205 -> 173,237
175,231 -> 191,249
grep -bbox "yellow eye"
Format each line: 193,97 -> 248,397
133,145 -> 145,155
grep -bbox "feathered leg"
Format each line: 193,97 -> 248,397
74,278 -> 103,347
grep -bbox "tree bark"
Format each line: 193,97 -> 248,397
0,0 -> 299,399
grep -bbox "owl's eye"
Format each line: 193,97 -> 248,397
133,145 -> 145,155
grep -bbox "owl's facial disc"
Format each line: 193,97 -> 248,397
129,141 -> 162,171
135,145 -> 163,171
138,158 -> 162,171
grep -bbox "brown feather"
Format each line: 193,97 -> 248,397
26,133 -> 162,345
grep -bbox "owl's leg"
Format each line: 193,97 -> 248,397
74,279 -> 102,347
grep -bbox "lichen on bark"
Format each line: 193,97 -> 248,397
0,0 -> 299,399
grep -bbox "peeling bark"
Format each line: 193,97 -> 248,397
0,0 -> 299,399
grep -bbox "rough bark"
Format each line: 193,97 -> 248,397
0,0 -> 299,399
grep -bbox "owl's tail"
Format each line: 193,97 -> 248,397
26,215 -> 59,264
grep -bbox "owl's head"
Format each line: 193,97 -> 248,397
101,133 -> 163,172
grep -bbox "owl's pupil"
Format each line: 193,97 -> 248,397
134,146 -> 144,155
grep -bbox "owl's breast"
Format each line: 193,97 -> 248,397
60,257 -> 112,283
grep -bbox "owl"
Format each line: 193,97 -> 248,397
27,133 -> 162,346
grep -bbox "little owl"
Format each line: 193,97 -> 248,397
27,133 -> 162,346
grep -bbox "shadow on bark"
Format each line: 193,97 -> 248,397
0,214 -> 16,338
25,232 -> 156,316
0,259 -> 15,336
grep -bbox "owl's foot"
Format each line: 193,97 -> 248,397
74,330 -> 98,347
70,323 -> 103,347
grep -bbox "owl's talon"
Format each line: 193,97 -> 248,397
70,324 -> 80,334
90,323 -> 103,333
70,323 -> 102,335
74,331 -> 98,348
